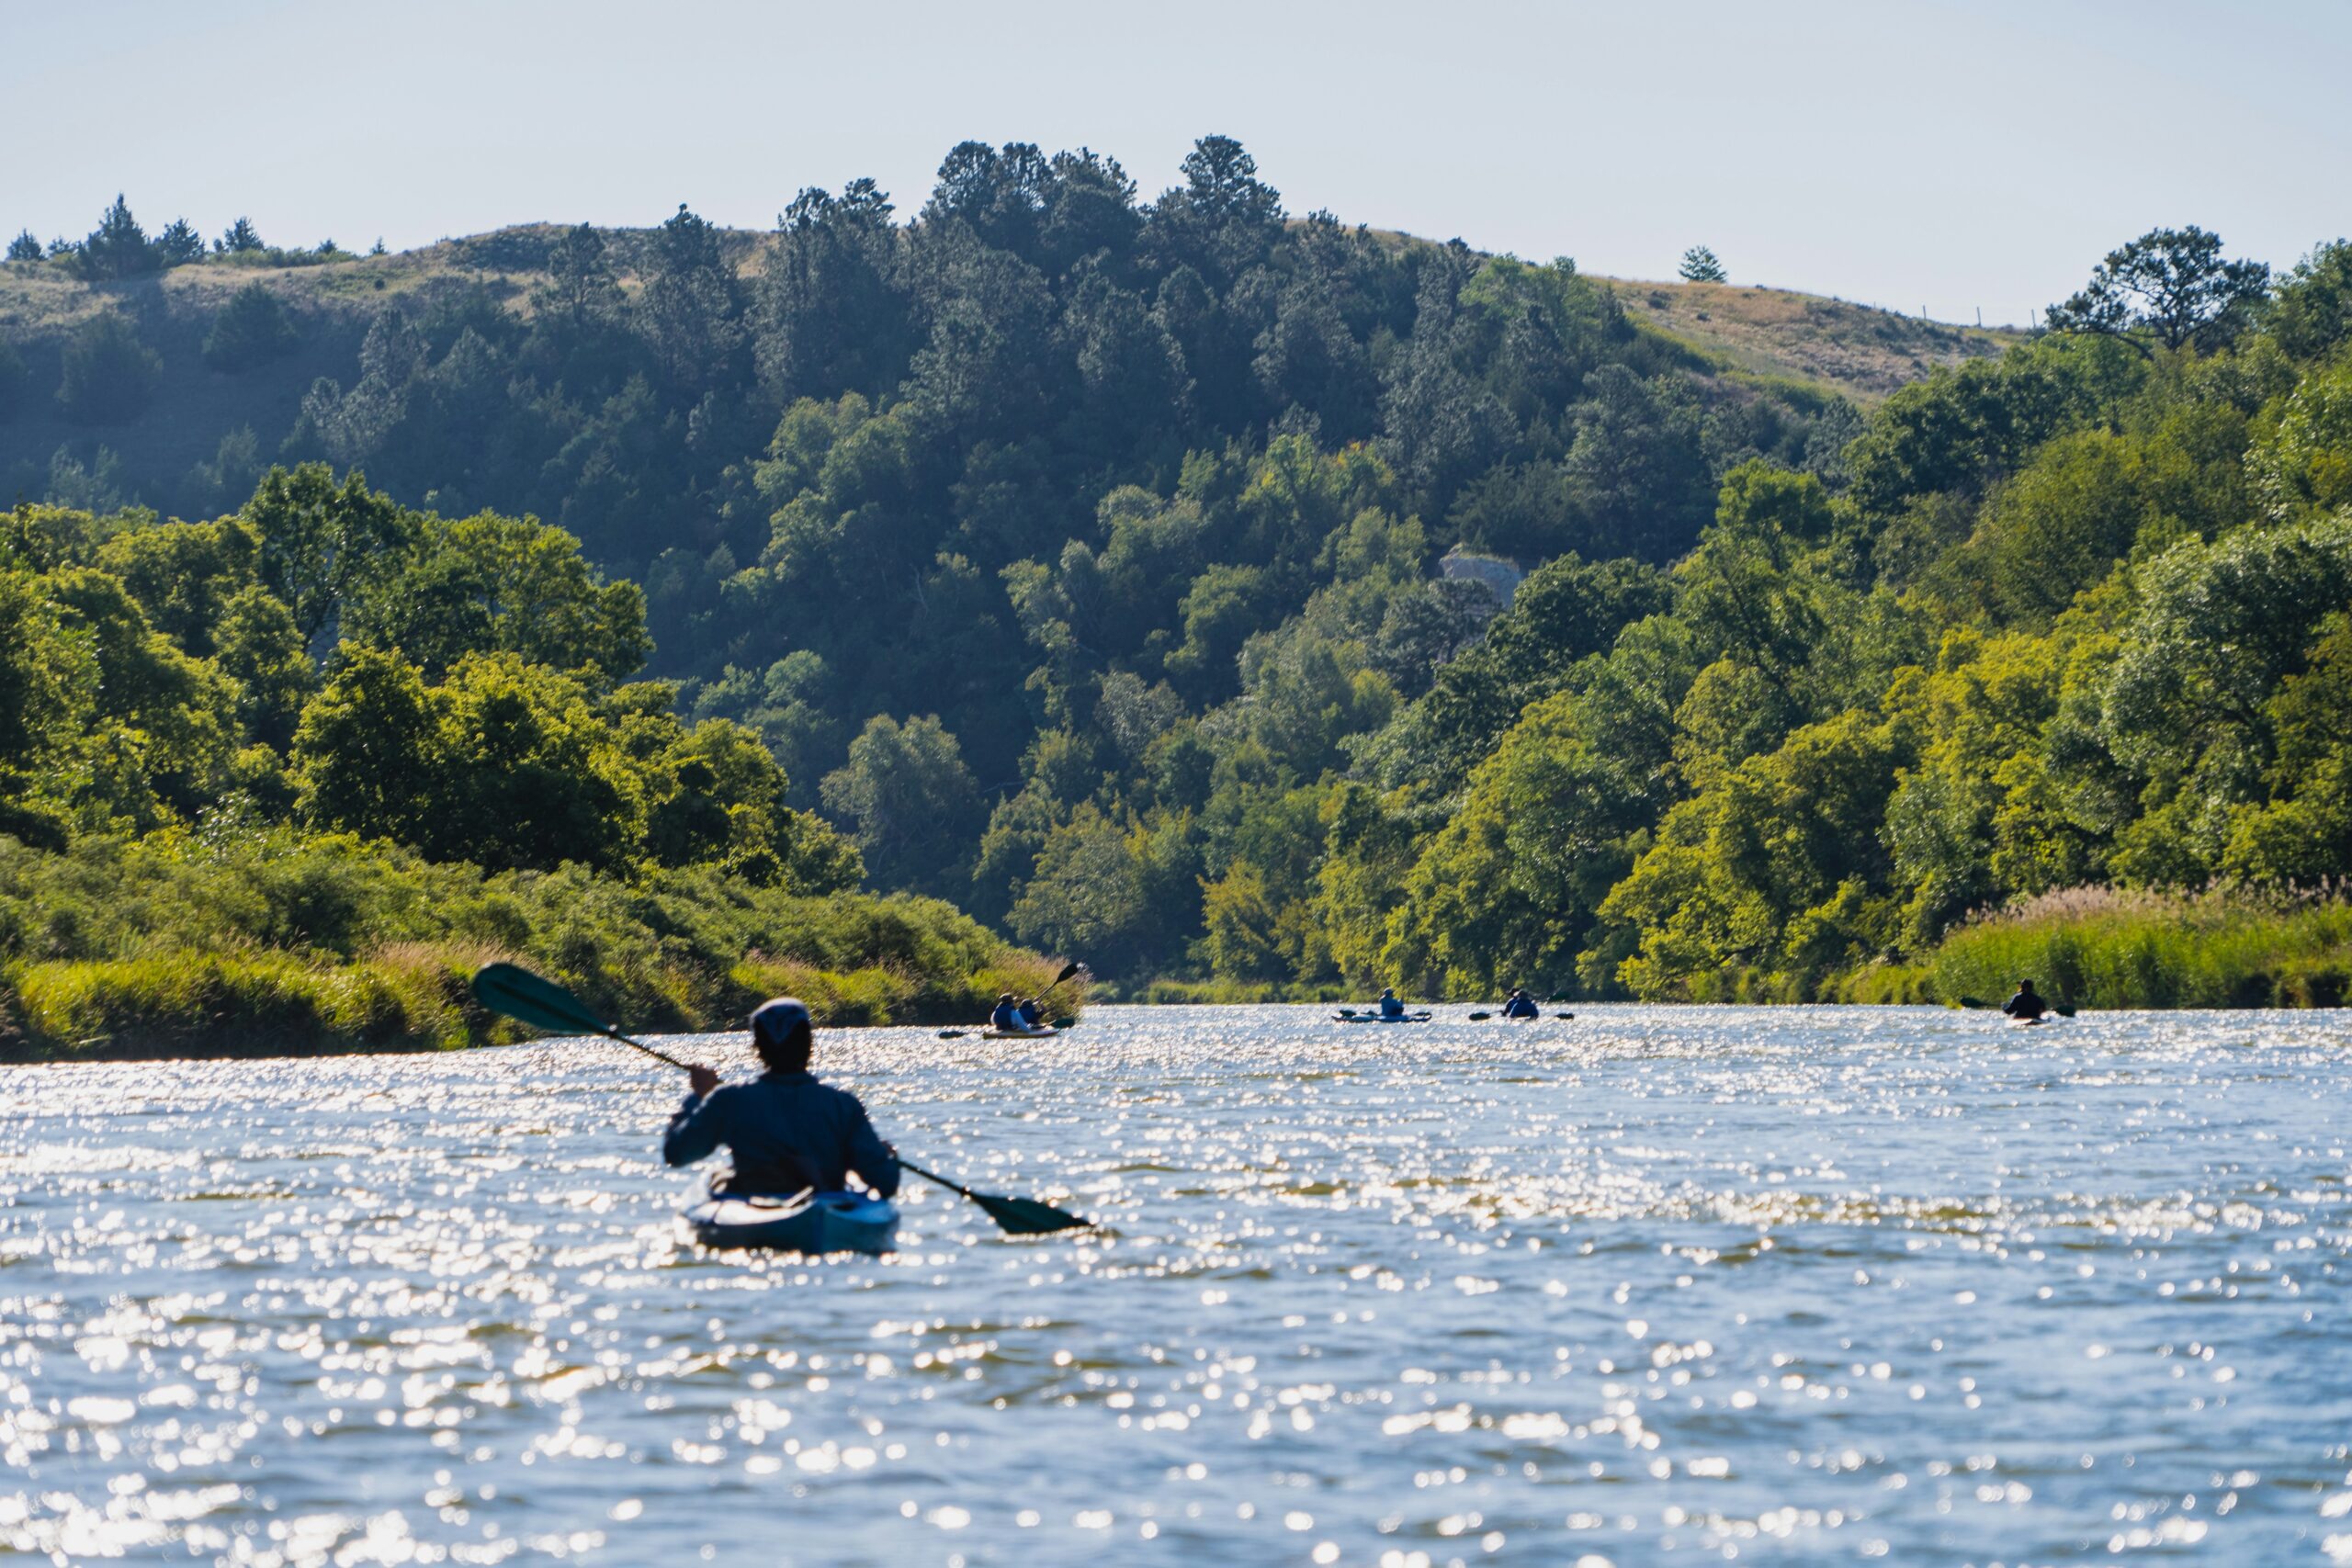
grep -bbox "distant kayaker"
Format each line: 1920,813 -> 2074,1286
990,992 -> 1024,1031
1377,987 -> 1405,1020
2002,978 -> 2050,1021
665,998 -> 899,1199
1015,996 -> 1046,1030
1502,987 -> 1540,1020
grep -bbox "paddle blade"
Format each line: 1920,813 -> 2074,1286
1466,1011 -> 1493,1021
969,1191 -> 1091,1235
472,962 -> 608,1037
1053,960 -> 1082,987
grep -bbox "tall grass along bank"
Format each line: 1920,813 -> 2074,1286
0,830 -> 1073,1061
1923,886 -> 2352,1010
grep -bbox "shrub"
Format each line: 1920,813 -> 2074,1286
57,313 -> 162,423
202,285 -> 300,373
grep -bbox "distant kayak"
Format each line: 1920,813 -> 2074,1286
980,1025 -> 1063,1040
684,1190 -> 899,1255
2008,1015 -> 2049,1027
1332,1009 -> 1432,1024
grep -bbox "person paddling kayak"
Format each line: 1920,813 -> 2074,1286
1377,987 -> 1406,1020
1502,987 -> 1540,1020
2002,977 -> 2050,1022
665,998 -> 899,1200
990,992 -> 1026,1032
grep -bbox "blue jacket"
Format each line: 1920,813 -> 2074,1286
990,1000 -> 1022,1029
663,1070 -> 899,1198
1503,996 -> 1539,1019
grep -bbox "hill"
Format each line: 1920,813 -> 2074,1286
1604,276 -> 2020,399
0,222 -> 1996,513
5,143 -> 2331,1010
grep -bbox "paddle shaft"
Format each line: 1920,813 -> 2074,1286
898,1157 -> 980,1201
595,1025 -> 693,1072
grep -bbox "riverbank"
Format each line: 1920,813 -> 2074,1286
0,831 -> 1069,1062
1838,886 -> 2352,1010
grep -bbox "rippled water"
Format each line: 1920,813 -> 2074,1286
4,1004 -> 2349,1565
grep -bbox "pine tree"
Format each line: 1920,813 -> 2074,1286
5,230 -> 40,264
81,194 -> 159,279
155,218 -> 205,266
217,217 -> 264,254
1678,244 -> 1726,283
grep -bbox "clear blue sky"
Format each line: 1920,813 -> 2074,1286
8,0 -> 2346,324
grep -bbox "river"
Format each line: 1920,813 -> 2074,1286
3,1004 -> 2347,1565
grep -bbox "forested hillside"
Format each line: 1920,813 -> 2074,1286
6,142 -> 2346,1001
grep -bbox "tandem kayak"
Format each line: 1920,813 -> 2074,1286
979,1025 -> 1063,1040
684,1190 -> 899,1255
1332,1010 -> 1432,1023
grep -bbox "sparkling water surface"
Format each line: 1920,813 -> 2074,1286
4,1004 -> 2348,1566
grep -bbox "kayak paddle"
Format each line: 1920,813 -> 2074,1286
898,1157 -> 1090,1235
471,961 -> 692,1069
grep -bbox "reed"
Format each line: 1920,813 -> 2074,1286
1925,885 -> 2352,1009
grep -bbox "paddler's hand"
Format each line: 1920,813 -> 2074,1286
686,1065 -> 720,1098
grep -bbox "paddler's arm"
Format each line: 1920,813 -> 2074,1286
846,1105 -> 899,1199
662,1066 -> 728,1167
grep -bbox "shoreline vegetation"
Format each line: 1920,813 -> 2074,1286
1847,885 -> 2352,1011
0,832 -> 1071,1062
7,159 -> 2352,1034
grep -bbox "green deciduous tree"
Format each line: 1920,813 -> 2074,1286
819,714 -> 982,897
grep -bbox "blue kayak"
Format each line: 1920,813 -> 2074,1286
684,1190 -> 899,1255
1332,1009 -> 1431,1023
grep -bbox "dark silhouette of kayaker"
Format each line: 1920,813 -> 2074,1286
1377,987 -> 1405,1019
665,998 -> 899,1199
1502,987 -> 1540,1020
2002,978 -> 2050,1021
989,991 -> 1023,1031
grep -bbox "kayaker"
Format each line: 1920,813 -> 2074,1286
1377,987 -> 1405,1020
2001,978 -> 2050,1021
665,998 -> 899,1199
1502,987 -> 1539,1020
989,992 -> 1023,1031
1015,996 -> 1046,1030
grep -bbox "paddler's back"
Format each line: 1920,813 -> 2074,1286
662,1069 -> 899,1198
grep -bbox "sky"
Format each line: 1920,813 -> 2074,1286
7,0 -> 2347,325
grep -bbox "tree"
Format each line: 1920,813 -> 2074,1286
79,195 -> 158,280
56,312 -> 163,423
0,340 -> 24,423
819,714 -> 983,897
154,218 -> 205,266
202,284 -> 300,372
636,203 -> 743,391
6,230 -> 40,264
241,463 -> 413,645
532,221 -> 622,338
2046,225 -> 2269,352
1679,245 -> 1726,283
342,510 -> 650,679
217,217 -> 264,254
2267,239 -> 2352,362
